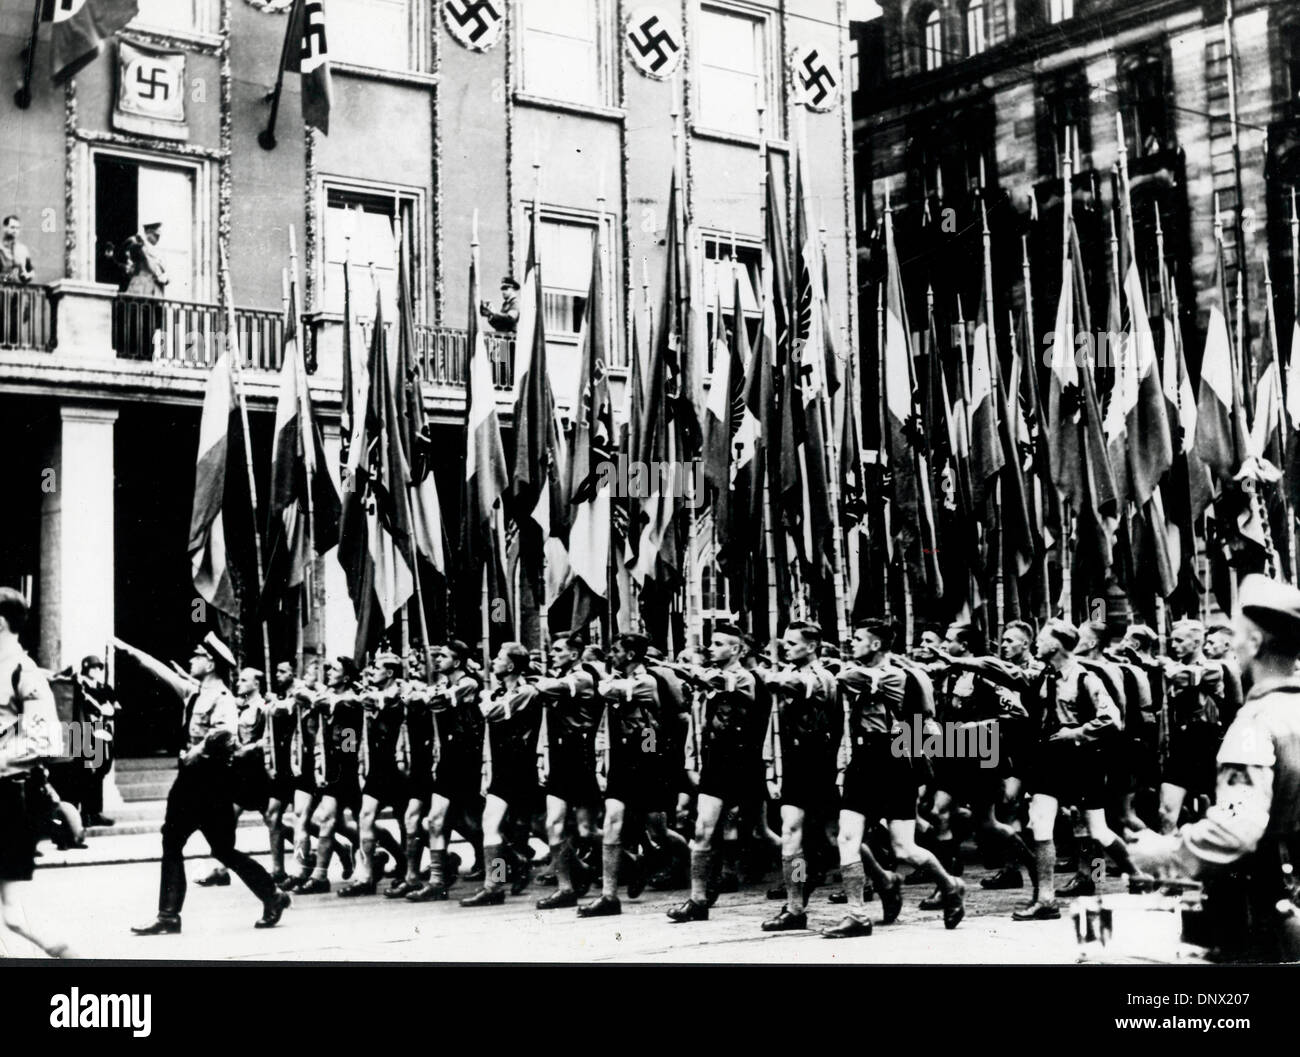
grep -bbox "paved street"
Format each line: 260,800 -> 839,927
0,837 -> 1204,963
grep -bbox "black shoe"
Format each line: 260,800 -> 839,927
577,895 -> 622,918
1055,876 -> 1096,898
459,887 -> 506,908
822,916 -> 873,939
336,879 -> 377,898
372,849 -> 391,880
536,890 -> 579,910
462,865 -> 485,884
761,906 -> 809,932
196,868 -> 231,887
446,851 -> 463,877
406,883 -> 449,902
295,877 -> 331,895
880,873 -> 903,925
647,868 -> 678,892
919,886 -> 945,911
942,880 -> 966,930
765,886 -> 786,900
270,870 -> 289,887
509,860 -> 532,897
385,880 -> 419,899
667,899 -> 710,923
717,870 -> 739,894
828,891 -> 848,904
131,916 -> 181,936
536,870 -> 558,887
624,851 -> 646,901
338,843 -> 355,881
255,892 -> 291,929
85,813 -> 115,827
1011,900 -> 1061,921
56,840 -> 89,851
279,874 -> 305,893
980,866 -> 1023,890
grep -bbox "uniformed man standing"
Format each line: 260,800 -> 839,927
1131,575 -> 1300,962
131,634 -> 290,934
479,275 -> 519,333
0,588 -> 73,958
667,623 -> 757,923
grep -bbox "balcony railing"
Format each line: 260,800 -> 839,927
0,284 -> 52,351
357,319 -> 515,390
112,295 -> 289,370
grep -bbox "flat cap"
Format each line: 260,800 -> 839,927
1240,574 -> 1300,636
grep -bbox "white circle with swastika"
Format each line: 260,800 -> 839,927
625,6 -> 683,81
122,56 -> 181,114
51,0 -> 86,22
443,0 -> 504,52
789,43 -> 840,113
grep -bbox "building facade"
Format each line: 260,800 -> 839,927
0,0 -> 856,747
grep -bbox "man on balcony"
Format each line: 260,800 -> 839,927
123,222 -> 169,297
479,275 -> 519,334
0,216 -> 34,286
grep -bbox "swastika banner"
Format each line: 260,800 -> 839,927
625,6 -> 682,81
444,0 -> 504,52
114,40 -> 187,140
789,43 -> 840,113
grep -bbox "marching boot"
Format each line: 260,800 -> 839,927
131,916 -> 181,936
577,844 -> 623,916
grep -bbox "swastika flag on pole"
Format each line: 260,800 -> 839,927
42,0 -> 139,83
285,0 -> 333,134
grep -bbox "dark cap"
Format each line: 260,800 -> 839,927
80,654 -> 105,674
500,275 -> 519,290
1240,574 -> 1300,637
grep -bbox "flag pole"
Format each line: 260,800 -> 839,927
980,198 -> 1004,642
260,0 -> 301,150
282,268 -> 304,675
757,101 -> 780,647
1264,255 -> 1293,584
1022,235 -> 1049,621
220,244 -> 272,675
1058,128 -> 1076,622
879,188 -> 894,625
1291,188 -> 1300,581
13,0 -> 42,110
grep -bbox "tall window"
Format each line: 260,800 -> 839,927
329,0 -> 424,71
519,0 -> 607,106
924,9 -> 944,71
1285,24 -> 1300,113
1121,49 -> 1170,158
94,155 -> 197,301
1040,70 -> 1090,178
698,5 -> 771,137
702,238 -> 761,371
321,187 -> 418,318
1048,0 -> 1074,24
849,35 -> 861,93
966,0 -> 986,56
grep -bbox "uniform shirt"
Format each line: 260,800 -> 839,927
936,667 -> 999,723
236,693 -> 268,747
359,684 -> 406,771
0,239 -> 33,284
185,680 -> 238,749
836,662 -> 906,737
0,640 -> 59,778
693,663 -> 757,746
765,661 -> 838,750
1142,680 -> 1300,878
1079,656 -> 1127,732
949,655 -> 1119,743
599,665 -> 661,743
262,694 -> 297,780
431,671 -> 484,750
1164,657 -> 1225,728
532,664 -> 602,735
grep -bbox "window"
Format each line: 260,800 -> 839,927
527,210 -> 621,403
966,0 -> 986,56
849,36 -> 861,93
1285,24 -> 1300,113
321,187 -> 419,318
1040,70 -> 1091,178
924,9 -> 944,71
329,0 -> 424,72
697,5 -> 773,138
1048,0 -> 1074,24
94,155 -> 197,301
702,238 -> 761,371
519,0 -> 608,106
1121,49 -> 1170,158
130,0 -> 214,35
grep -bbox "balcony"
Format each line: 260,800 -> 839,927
0,284 -> 53,351
0,282 -> 516,416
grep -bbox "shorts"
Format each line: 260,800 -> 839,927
485,749 -> 539,810
0,777 -> 36,882
404,751 -> 435,801
777,743 -> 837,813
432,746 -> 482,803
1029,736 -> 1108,809
362,766 -> 406,809
543,731 -> 598,806
697,738 -> 753,807
602,737 -> 658,809
1163,722 -> 1221,796
840,734 -> 918,822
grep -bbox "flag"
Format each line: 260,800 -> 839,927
462,236 -> 510,578
1120,230 -> 1173,506
559,226 -> 616,629
996,316 -> 1035,580
262,270 -> 341,618
189,351 -> 247,619
1194,244 -> 1247,482
340,250 -> 356,475
337,293 -> 415,660
969,295 -> 1004,511
839,345 -> 869,616
393,226 -> 447,575
283,0 -> 333,134
709,271 -> 751,576
43,0 -> 138,83
882,201 -> 942,596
